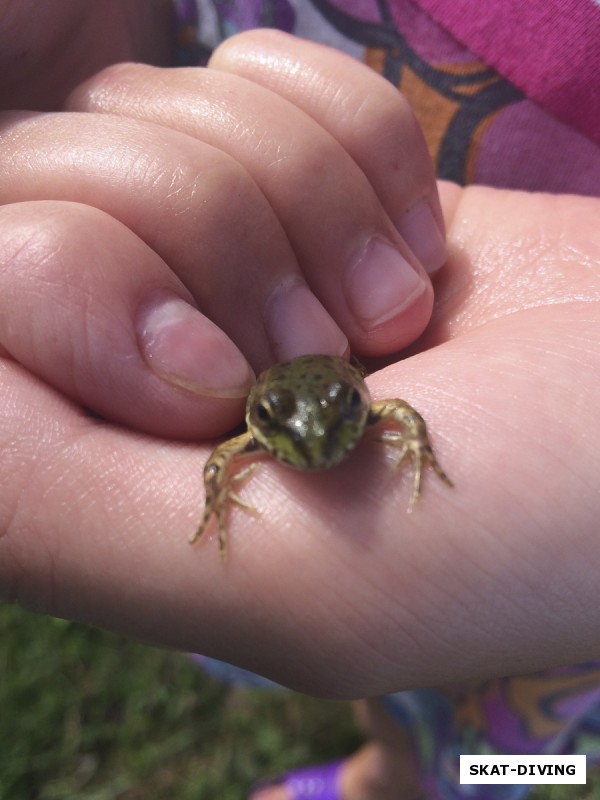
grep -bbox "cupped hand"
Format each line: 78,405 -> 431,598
0,30 -> 443,440
2,181 -> 599,699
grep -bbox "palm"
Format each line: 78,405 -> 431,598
2,185 -> 599,697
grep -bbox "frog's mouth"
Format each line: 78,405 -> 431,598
271,422 -> 358,472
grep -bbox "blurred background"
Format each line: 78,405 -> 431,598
1,603 -> 597,799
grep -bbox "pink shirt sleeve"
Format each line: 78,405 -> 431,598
415,0 -> 600,145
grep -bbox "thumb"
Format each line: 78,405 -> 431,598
0,201 -> 254,439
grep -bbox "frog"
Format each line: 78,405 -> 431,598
190,354 -> 453,558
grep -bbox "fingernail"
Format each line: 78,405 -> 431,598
396,198 -> 447,274
136,291 -> 254,398
264,277 -> 349,361
344,237 -> 427,329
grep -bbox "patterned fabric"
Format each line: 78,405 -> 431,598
381,664 -> 600,800
174,1 -> 600,796
415,0 -> 600,143
174,0 -> 600,195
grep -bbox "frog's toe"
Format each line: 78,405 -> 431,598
229,491 -> 259,515
432,461 -> 453,487
189,522 -> 207,545
190,510 -> 214,545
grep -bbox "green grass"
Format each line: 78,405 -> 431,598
1,603 -> 599,799
0,604 -> 361,799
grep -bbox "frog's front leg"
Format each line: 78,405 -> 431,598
367,400 -> 453,508
190,432 -> 261,558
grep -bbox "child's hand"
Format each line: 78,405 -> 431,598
0,30 -> 444,440
3,182 -> 599,698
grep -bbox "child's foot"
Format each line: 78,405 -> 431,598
249,741 -> 422,800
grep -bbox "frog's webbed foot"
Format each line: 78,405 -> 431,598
368,399 -> 453,508
190,433 -> 260,560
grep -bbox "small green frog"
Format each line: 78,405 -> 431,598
190,354 -> 452,557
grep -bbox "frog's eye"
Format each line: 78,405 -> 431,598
252,388 -> 296,427
256,401 -> 272,423
349,388 -> 362,407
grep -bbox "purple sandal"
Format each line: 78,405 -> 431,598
250,759 -> 344,799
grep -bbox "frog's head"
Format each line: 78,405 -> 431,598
246,356 -> 371,470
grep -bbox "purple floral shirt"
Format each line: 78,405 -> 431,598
175,0 -> 600,196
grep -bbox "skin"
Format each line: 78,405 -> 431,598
2,178 -> 600,695
0,0 -> 173,110
0,21 -> 443,438
191,354 -> 452,557
0,8 -> 600,710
